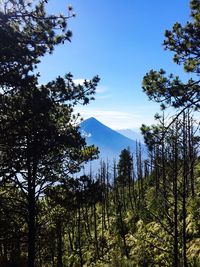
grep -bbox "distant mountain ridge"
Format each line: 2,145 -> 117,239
117,129 -> 144,143
80,118 -> 146,169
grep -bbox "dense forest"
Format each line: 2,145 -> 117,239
0,0 -> 199,267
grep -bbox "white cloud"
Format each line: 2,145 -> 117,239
79,109 -> 135,118
97,94 -> 112,100
96,86 -> 108,94
73,79 -> 87,85
72,84 -> 159,129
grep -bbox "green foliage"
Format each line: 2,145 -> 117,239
141,3 -> 200,266
0,1 -> 100,266
142,0 -> 200,110
0,149 -> 199,266
117,148 -> 133,186
0,1 -> 199,267
164,0 -> 200,74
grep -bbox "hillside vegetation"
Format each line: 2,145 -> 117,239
0,0 -> 199,266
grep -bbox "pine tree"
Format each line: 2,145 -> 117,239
142,0 -> 200,112
0,1 -> 100,266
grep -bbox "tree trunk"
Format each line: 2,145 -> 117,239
119,204 -> 129,259
56,220 -> 63,267
173,124 -> 179,267
93,202 -> 99,260
27,151 -> 37,267
77,196 -> 83,267
28,189 -> 36,267
182,112 -> 188,267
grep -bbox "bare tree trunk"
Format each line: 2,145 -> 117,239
93,201 -> 99,260
105,161 -> 110,228
27,157 -> 36,267
68,225 -> 74,252
56,220 -> 63,267
182,112 -> 188,267
118,200 -> 129,259
28,191 -> 36,267
77,198 -> 83,267
172,123 -> 179,267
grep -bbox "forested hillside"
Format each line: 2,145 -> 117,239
0,0 -> 199,267
0,126 -> 199,266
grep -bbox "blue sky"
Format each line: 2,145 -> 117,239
38,0 -> 192,130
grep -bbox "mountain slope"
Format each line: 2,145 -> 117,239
117,129 -> 144,143
80,117 -> 145,163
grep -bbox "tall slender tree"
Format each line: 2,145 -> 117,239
0,1 -> 100,266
